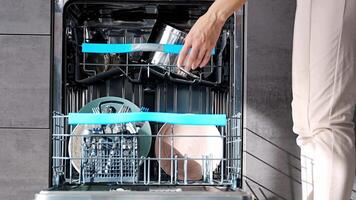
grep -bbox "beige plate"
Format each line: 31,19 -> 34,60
155,124 -> 223,180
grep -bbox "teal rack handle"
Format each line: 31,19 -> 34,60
68,112 -> 226,126
82,43 -> 216,55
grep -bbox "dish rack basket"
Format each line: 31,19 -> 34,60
51,112 -> 242,189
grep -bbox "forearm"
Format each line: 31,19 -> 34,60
207,0 -> 246,24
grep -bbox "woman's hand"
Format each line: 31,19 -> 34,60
177,0 -> 245,71
177,12 -> 225,71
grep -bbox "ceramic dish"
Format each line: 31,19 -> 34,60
154,124 -> 223,180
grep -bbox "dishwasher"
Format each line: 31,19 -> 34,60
35,0 -> 248,199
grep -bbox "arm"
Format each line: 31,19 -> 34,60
177,0 -> 246,71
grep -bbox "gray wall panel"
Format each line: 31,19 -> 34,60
243,0 -> 300,199
244,0 -> 356,199
0,0 -> 50,34
0,129 -> 49,200
244,153 -> 302,200
0,35 -> 50,128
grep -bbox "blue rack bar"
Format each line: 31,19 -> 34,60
82,43 -> 215,55
68,112 -> 226,126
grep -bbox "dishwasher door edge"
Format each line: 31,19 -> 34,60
35,190 -> 251,200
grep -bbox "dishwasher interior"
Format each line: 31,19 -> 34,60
49,0 -> 244,195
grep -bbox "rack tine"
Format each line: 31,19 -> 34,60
120,134 -> 123,184
158,136 -> 161,184
174,155 -> 178,184
170,126 -> 174,184
147,158 -> 150,184
143,157 -> 146,185
202,155 -> 206,182
220,158 -> 224,184
132,159 -> 135,183
184,154 -> 188,185
209,154 -> 213,184
69,125 -> 73,184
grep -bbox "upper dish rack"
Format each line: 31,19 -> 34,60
63,3 -> 234,87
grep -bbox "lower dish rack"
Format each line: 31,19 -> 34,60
51,111 -> 241,190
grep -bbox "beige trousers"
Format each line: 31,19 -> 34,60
292,0 -> 356,199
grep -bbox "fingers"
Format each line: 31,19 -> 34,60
184,46 -> 199,71
178,37 -> 213,71
199,50 -> 211,68
177,42 -> 191,68
192,49 -> 206,70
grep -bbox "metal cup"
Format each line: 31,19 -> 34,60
148,22 -> 186,66
144,21 -> 193,77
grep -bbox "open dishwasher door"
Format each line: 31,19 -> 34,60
36,0 -> 249,199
